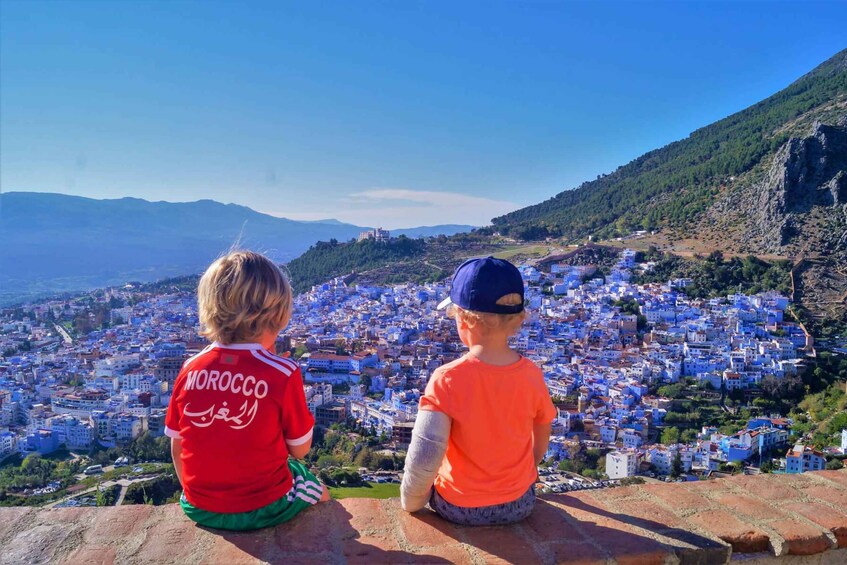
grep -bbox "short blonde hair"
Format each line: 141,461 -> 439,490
447,292 -> 526,336
197,251 -> 293,344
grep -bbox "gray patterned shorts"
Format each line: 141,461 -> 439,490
429,486 -> 536,526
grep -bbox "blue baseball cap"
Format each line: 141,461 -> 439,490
437,257 -> 525,314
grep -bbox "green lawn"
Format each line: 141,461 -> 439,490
329,482 -> 400,500
79,462 -> 172,487
492,245 -> 549,261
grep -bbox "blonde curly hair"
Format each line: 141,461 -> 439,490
197,251 -> 293,344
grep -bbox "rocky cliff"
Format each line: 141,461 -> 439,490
750,119 -> 847,252
704,117 -> 847,326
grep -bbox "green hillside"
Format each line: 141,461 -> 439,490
284,233 -> 542,292
287,233 -> 508,292
287,236 -> 429,292
490,49 -> 847,240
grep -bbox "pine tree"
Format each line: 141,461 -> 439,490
670,451 -> 683,478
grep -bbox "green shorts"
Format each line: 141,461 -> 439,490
180,459 -> 324,531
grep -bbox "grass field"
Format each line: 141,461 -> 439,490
491,245 -> 550,261
329,482 -> 400,500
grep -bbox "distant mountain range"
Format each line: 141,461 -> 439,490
0,192 -> 474,305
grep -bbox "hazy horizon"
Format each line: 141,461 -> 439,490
0,190 -> 478,231
3,1 -> 846,227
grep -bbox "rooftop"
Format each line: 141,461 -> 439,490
2,469 -> 845,564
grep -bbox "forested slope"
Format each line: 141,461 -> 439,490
490,49 -> 847,240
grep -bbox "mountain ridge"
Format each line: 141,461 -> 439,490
490,48 -> 846,241
1,191 -> 476,234
0,191 -> 473,305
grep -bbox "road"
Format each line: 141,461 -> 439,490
53,323 -> 73,345
113,476 -> 158,506
718,387 -> 734,415
45,474 -> 159,509
73,464 -> 117,481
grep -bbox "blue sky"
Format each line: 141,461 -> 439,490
2,1 -> 845,228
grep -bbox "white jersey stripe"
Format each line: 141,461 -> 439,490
182,344 -> 214,369
285,427 -> 313,447
255,349 -> 299,373
210,342 -> 264,351
303,481 -> 323,495
303,485 -> 323,498
250,349 -> 293,376
294,491 -> 320,505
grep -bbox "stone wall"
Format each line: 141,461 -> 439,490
1,469 -> 845,564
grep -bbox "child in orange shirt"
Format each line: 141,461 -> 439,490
401,257 -> 556,525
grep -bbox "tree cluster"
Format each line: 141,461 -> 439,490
124,474 -> 181,506
87,432 -> 171,466
0,453 -> 80,495
286,236 -> 428,292
632,252 -> 792,298
556,447 -> 605,477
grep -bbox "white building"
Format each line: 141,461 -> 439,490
306,383 -> 333,413
94,355 -> 140,377
648,445 -> 693,475
606,450 -> 639,479
358,228 -> 390,242
555,409 -> 572,434
307,353 -> 352,373
0,430 -> 17,456
120,373 -> 145,391
621,429 -> 643,449
110,307 -> 133,325
47,414 -> 94,449
51,390 -> 110,418
113,413 -> 147,444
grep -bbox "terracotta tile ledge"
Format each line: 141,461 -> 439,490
1,469 -> 845,564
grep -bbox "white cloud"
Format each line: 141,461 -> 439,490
276,188 -> 519,229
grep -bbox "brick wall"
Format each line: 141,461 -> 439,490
1,469 -> 845,564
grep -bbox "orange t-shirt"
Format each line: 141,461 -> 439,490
419,353 -> 557,507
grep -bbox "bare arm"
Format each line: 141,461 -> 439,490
287,436 -> 313,460
401,410 -> 451,512
171,438 -> 184,486
533,422 -> 552,465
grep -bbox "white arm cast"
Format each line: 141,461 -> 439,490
400,410 -> 451,512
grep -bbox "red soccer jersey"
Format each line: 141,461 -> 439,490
165,342 -> 314,514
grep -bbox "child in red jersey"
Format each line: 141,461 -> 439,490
166,251 -> 329,530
